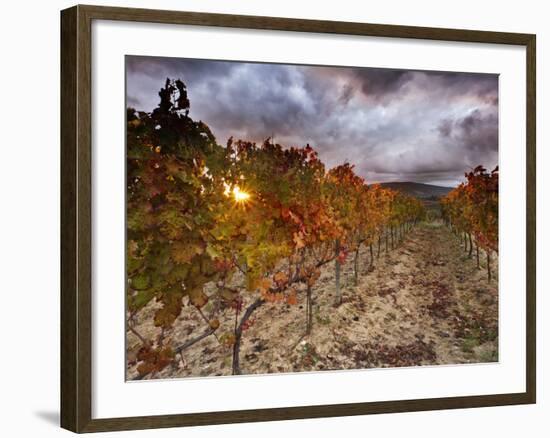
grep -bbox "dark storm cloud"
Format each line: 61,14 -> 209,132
352,69 -> 413,101
429,71 -> 499,105
456,110 -> 499,152
438,119 -> 454,138
126,56 -> 498,186
338,83 -> 355,106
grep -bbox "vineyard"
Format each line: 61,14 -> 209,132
126,79 -> 498,379
440,167 -> 499,281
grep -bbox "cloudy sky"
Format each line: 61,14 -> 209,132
126,56 -> 498,187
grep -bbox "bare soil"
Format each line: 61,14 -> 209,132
127,221 -> 498,379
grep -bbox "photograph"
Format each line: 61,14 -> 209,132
125,55 -> 499,380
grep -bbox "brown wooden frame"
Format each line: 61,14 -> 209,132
61,4 -> 536,433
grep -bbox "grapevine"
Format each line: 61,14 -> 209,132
440,166 -> 498,281
126,79 -> 427,377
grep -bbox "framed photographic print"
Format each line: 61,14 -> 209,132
60,4 -> 536,433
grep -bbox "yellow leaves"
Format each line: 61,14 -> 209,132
219,332 -> 236,347
293,231 -> 306,249
171,241 -> 204,265
154,291 -> 183,329
246,273 -> 261,292
219,287 -> 238,303
171,243 -> 194,264
188,288 -> 208,309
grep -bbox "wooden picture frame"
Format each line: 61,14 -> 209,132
61,4 -> 536,433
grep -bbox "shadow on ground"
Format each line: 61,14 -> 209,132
34,411 -> 59,427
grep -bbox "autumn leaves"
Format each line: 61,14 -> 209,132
440,166 -> 498,281
126,79 -> 426,378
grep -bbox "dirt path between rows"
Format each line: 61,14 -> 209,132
127,221 -> 498,379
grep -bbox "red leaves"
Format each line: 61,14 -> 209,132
230,296 -> 244,313
337,249 -> 348,264
136,345 -> 174,378
441,164 -> 498,253
281,206 -> 291,220
213,258 -> 234,272
286,290 -> 298,305
241,318 -> 255,331
362,341 -> 436,367
426,282 -> 454,319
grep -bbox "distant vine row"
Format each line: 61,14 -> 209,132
440,166 -> 498,281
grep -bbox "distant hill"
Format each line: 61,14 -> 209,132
379,182 -> 454,199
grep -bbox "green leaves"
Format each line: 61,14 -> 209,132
128,289 -> 156,313
171,241 -> 204,265
131,272 -> 150,290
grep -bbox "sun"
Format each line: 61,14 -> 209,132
223,182 -> 251,203
232,186 -> 250,203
